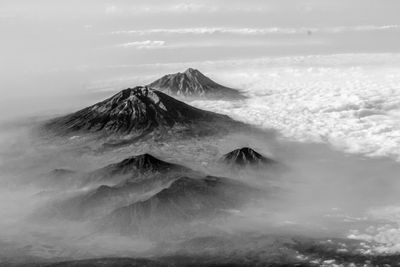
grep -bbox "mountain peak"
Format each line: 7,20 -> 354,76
99,153 -> 190,178
82,153 -> 191,186
44,86 -> 231,136
184,67 -> 198,74
148,68 -> 243,99
221,147 -> 276,166
183,68 -> 205,78
117,153 -> 174,172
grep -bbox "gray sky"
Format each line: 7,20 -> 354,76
1,0 -> 400,119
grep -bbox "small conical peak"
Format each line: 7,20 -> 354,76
119,153 -> 166,170
222,147 -> 275,166
109,153 -> 194,175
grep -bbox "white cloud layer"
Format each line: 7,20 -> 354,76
347,205 -> 400,254
78,53 -> 400,163
104,2 -> 265,15
110,25 -> 400,36
114,39 -> 321,50
116,40 -> 166,49
185,54 -> 400,161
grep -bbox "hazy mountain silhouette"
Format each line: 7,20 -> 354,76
44,154 -> 202,220
105,175 -> 259,234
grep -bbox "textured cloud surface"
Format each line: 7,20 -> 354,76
187,54 -> 400,161
2,0 -> 400,259
347,205 -> 400,254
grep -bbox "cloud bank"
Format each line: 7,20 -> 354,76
183,54 -> 400,162
110,25 -> 400,36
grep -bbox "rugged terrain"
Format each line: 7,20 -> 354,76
38,153 -> 261,237
105,175 -> 260,235
5,68 -> 392,267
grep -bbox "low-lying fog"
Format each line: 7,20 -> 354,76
2,1 -> 400,265
1,89 -> 400,263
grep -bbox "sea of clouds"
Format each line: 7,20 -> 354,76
184,54 -> 400,162
83,53 -> 400,162
187,53 -> 400,253
15,52 -> 400,255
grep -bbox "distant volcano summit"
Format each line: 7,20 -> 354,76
44,86 -> 234,136
107,153 -> 185,174
148,68 -> 244,99
87,153 -> 191,182
221,147 -> 276,167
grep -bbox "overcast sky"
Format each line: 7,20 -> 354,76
1,0 -> 400,118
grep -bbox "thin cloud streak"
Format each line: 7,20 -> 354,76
116,40 -> 166,49
110,25 -> 400,36
114,39 -> 324,50
104,2 -> 266,16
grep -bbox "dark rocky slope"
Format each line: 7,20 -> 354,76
82,153 -> 193,186
105,175 -> 260,234
44,154 -> 202,220
43,86 -> 236,138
